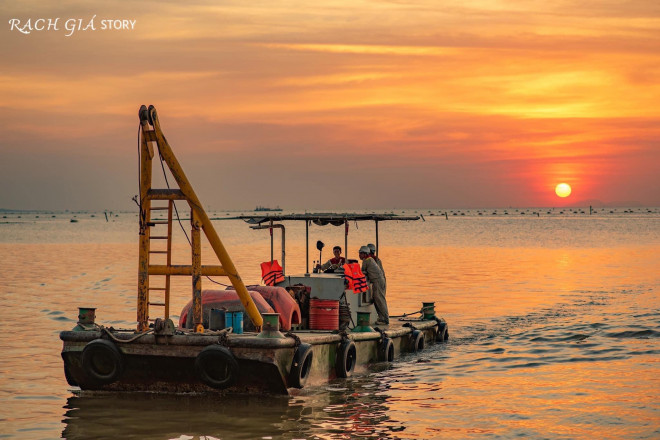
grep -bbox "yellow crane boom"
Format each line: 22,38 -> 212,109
136,105 -> 263,332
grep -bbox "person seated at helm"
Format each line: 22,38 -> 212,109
316,245 -> 346,272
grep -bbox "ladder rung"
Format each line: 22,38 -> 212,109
150,236 -> 169,239
148,264 -> 227,276
150,207 -> 170,211
147,189 -> 186,200
149,250 -> 169,254
149,302 -> 166,306
148,287 -> 167,291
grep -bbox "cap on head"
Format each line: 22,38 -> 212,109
359,245 -> 371,254
367,243 -> 376,253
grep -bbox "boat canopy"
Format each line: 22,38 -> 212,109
235,213 -> 421,274
237,213 -> 421,225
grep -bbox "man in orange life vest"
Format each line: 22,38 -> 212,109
359,245 -> 389,325
316,245 -> 346,272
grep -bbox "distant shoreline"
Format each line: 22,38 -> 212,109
1,207 -> 658,216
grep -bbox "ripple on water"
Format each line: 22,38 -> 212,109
605,329 -> 660,339
436,302 -> 660,380
14,396 -> 61,401
632,312 -> 660,319
50,316 -> 74,322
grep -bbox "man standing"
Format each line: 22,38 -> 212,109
359,245 -> 388,325
367,243 -> 385,279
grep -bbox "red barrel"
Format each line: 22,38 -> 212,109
309,299 -> 339,330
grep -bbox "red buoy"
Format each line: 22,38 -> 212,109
309,299 -> 339,330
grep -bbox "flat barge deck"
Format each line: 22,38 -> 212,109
61,318 -> 447,395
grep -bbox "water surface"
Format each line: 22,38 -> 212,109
0,210 -> 658,439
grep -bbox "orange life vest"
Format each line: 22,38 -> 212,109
343,262 -> 368,293
261,260 -> 285,286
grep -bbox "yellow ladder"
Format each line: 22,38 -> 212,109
145,201 -> 173,321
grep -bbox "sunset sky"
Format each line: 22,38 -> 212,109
1,0 -> 659,210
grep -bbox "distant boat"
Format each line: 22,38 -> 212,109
70,219 -> 78,223
254,205 -> 283,212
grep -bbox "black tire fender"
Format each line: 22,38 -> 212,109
288,343 -> 314,389
378,337 -> 394,362
195,345 -> 239,390
63,363 -> 78,387
81,339 -> 124,386
335,340 -> 357,378
436,322 -> 449,342
411,330 -> 425,352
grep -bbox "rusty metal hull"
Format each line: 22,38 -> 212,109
60,319 -> 446,395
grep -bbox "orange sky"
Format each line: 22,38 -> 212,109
1,0 -> 659,210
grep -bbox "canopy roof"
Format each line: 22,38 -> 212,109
236,213 -> 421,226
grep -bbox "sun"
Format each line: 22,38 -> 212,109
555,183 -> 572,198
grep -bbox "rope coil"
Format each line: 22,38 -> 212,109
101,326 -> 153,344
402,322 -> 418,331
391,307 -> 424,319
374,327 -> 387,343
285,331 -> 302,347
217,330 -> 232,347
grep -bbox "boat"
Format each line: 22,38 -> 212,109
59,105 -> 449,395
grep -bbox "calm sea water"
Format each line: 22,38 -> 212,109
1,208 -> 659,439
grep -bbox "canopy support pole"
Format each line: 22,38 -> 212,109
269,219 -> 274,263
375,220 -> 380,256
344,220 -> 349,260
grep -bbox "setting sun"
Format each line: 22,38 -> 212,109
555,183 -> 572,198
